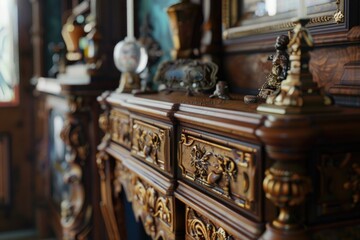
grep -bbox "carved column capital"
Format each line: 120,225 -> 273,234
256,115 -> 314,240
263,162 -> 311,230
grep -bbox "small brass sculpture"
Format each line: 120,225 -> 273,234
244,35 -> 290,104
210,81 -> 230,100
257,19 -> 335,114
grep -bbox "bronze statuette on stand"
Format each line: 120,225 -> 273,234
257,19 -> 335,114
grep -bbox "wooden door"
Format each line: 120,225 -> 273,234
0,0 -> 34,231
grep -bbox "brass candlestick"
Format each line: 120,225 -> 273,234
257,19 -> 335,114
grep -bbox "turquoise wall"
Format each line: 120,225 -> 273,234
138,0 -> 179,65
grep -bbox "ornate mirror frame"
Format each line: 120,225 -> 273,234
222,0 -> 346,42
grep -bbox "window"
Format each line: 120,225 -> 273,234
0,0 -> 19,104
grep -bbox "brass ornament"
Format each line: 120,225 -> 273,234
186,207 -> 233,240
334,0 -> 344,24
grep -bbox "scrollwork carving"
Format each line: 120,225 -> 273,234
186,207 -> 233,240
60,119 -> 88,162
59,95 -> 92,239
113,160 -> 174,239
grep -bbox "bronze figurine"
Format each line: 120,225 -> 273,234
244,35 -> 290,104
210,81 -> 230,100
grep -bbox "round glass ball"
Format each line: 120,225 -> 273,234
113,38 -> 148,73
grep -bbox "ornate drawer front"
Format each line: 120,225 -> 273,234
179,130 -> 260,212
114,160 -> 176,240
310,151 -> 360,220
131,119 -> 172,173
186,206 -> 235,240
110,109 -> 131,148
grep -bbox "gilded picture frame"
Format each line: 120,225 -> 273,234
223,0 -> 345,39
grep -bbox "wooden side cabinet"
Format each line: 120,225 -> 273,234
34,79 -> 117,239
96,91 -> 360,240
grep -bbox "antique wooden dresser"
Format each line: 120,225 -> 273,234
96,91 -> 360,240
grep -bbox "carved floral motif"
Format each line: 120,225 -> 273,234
186,207 -> 233,240
180,133 -> 257,210
190,145 -> 212,179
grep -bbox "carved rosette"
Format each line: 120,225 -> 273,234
131,120 -> 170,171
114,160 -> 174,239
186,207 -> 233,240
263,162 -> 311,231
59,96 -> 91,239
179,133 -> 258,210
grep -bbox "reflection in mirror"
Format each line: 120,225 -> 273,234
223,0 -> 344,39
0,0 -> 19,104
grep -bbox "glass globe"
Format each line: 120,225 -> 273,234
113,38 -> 148,73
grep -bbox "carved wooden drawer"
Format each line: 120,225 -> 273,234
113,159 -> 179,240
185,206 -> 236,240
131,118 -> 173,175
179,128 -> 261,217
309,150 -> 360,222
110,109 -> 131,149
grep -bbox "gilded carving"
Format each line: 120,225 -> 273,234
186,207 -> 233,240
110,109 -> 131,148
334,0 -> 344,23
263,163 -> 311,230
60,120 -> 88,161
223,0 -> 345,39
96,151 -> 121,240
114,160 -> 174,239
191,145 -> 212,179
179,133 -> 257,210
131,120 -> 170,171
59,96 -> 91,239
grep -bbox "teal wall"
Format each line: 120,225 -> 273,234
138,0 -> 179,65
44,0 -> 62,76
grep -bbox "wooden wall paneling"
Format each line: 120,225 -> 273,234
0,134 -> 10,206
